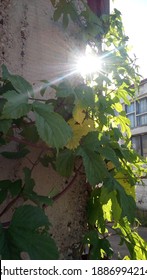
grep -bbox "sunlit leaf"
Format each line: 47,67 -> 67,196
72,101 -> 86,125
115,172 -> 135,199
116,218 -> 147,260
66,119 -> 95,150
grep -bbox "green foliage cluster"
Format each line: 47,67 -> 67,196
0,0 -> 147,259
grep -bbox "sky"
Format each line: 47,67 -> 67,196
111,0 -> 147,79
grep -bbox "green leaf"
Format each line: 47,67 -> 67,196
0,99 -> 6,113
83,230 -> 101,259
99,146 -> 121,168
0,188 -> 7,204
54,82 -> 74,98
27,192 -> 52,207
33,101 -> 53,113
0,205 -> 59,259
23,167 -> 35,194
0,120 -> 12,134
78,146 -> 108,186
115,181 -> 136,224
1,149 -> 29,159
0,223 -> 8,259
116,218 -> 147,260
39,154 -> 54,168
2,64 -> 9,79
0,81 -> 15,96
33,102 -> 72,149
81,132 -> 100,150
75,85 -> 95,107
100,187 -> 122,222
87,188 -> 106,233
103,178 -> 136,224
9,180 -> 22,197
23,167 -> 52,206
100,238 -> 113,259
9,205 -> 51,242
1,90 -> 31,119
56,149 -> 74,177
0,180 -> 22,204
2,64 -> 34,97
120,146 -> 138,163
20,125 -> 39,143
82,230 -> 112,259
53,7 -> 62,21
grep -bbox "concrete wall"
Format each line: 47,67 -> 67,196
0,0 -> 88,259
136,179 -> 147,210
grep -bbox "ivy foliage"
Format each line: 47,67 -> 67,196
0,0 -> 147,259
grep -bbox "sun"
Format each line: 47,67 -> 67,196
76,45 -> 102,77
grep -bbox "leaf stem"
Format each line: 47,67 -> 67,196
6,135 -> 50,151
43,163 -> 83,206
29,97 -> 47,102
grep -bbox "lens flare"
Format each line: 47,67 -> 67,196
76,44 -> 102,77
76,54 -> 102,76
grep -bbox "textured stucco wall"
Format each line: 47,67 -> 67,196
0,0 -> 88,259
0,0 -> 82,86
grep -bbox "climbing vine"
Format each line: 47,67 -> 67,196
0,0 -> 147,259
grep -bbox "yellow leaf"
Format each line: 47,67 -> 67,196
72,101 -> 85,124
66,118 -> 95,150
115,172 -> 135,199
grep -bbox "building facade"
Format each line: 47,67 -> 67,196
125,79 -> 147,158
125,79 -> 147,210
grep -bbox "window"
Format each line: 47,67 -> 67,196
125,102 -> 135,128
125,97 -> 147,128
136,98 -> 147,114
136,97 -> 147,126
131,134 -> 147,158
131,135 -> 141,155
137,114 -> 147,126
142,135 -> 147,158
126,102 -> 135,114
127,114 -> 135,128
